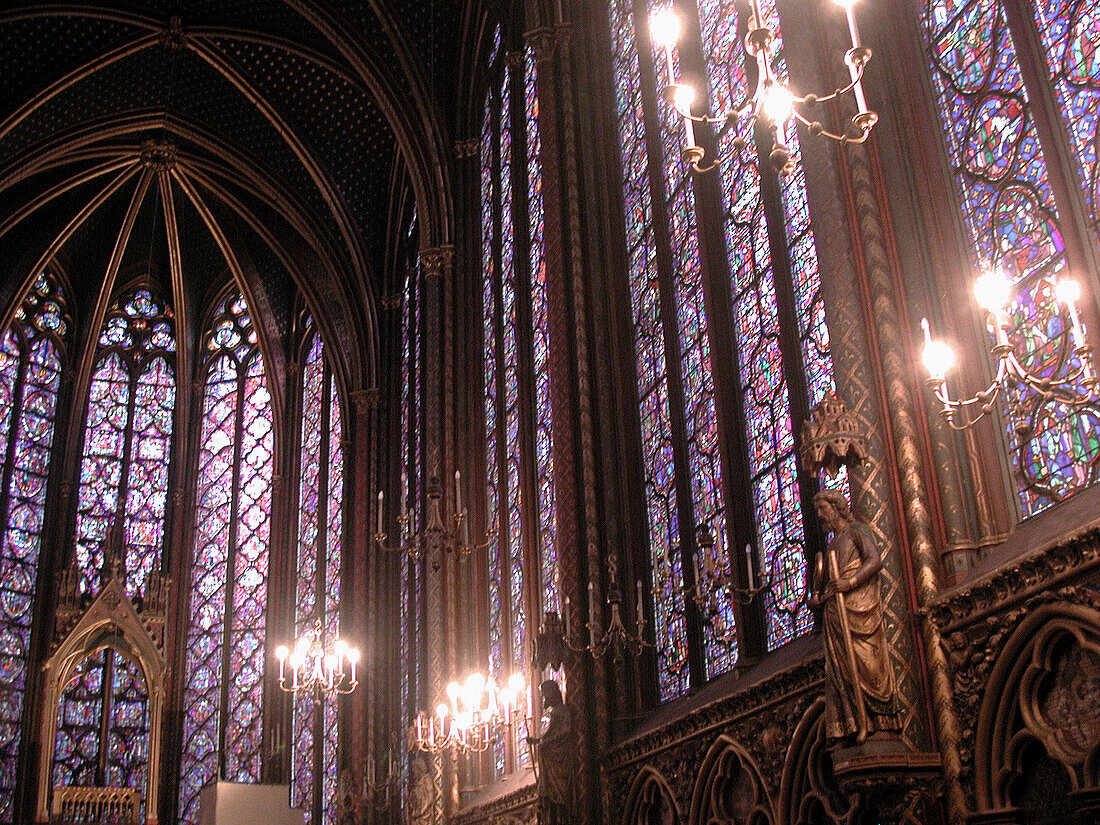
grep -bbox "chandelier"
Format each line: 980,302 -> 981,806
411,672 -> 528,755
920,267 -> 1097,430
376,471 -> 493,565
274,619 -> 360,703
649,0 -> 876,175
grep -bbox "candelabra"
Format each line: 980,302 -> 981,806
688,525 -> 773,640
921,267 -> 1097,430
274,619 -> 360,703
375,472 -> 493,565
411,672 -> 528,755
649,0 -> 876,175
549,556 -> 650,661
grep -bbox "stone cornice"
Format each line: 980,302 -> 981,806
451,778 -> 537,825
928,523 -> 1100,633
603,657 -> 825,771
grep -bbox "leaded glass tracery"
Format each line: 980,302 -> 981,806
923,0 -> 1100,514
697,0 -> 839,650
52,649 -> 150,819
481,26 -> 556,771
292,327 -> 344,825
0,273 -> 68,823
179,293 -> 273,825
74,288 -> 175,597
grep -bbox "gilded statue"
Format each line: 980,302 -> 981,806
808,489 -> 901,744
526,680 -> 579,825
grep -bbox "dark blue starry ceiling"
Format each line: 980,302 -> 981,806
0,1 -> 465,281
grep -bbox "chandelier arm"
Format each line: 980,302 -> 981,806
792,58 -> 869,107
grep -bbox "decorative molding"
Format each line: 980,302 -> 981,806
928,524 -> 1100,632
524,27 -> 559,63
140,139 -> 177,172
450,781 -> 538,825
604,658 -> 825,771
420,246 -> 454,280
453,139 -> 478,159
351,387 -> 381,412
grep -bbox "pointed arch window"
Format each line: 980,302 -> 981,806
606,0 -> 841,699
74,288 -> 175,597
291,325 -> 344,825
179,293 -> 274,825
921,0 -> 1100,515
0,273 -> 68,823
480,26 -> 556,773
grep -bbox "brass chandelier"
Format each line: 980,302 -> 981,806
649,0 -> 876,175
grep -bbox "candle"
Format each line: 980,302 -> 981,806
377,489 -> 384,535
843,4 -> 869,114
564,594 -> 572,637
745,544 -> 755,591
636,580 -> 645,623
454,470 -> 463,514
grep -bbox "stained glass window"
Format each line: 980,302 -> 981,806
923,0 -> 1100,514
179,293 -> 273,825
608,0 -> 846,691
697,0 -> 840,651
292,327 -> 344,825
0,273 -> 67,823
480,26 -> 555,773
74,288 -> 175,597
52,649 -> 150,818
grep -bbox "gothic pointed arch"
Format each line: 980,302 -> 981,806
975,602 -> 1100,819
778,699 -> 855,825
623,768 -> 680,825
689,736 -> 774,825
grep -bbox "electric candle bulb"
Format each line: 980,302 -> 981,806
649,7 -> 682,51
922,339 -> 956,381
346,648 -> 360,665
274,645 -> 289,661
762,83 -> 794,125
672,84 -> 696,116
1055,278 -> 1082,307
333,639 -> 348,657
974,269 -> 1012,313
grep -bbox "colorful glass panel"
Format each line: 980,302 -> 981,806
526,49 -> 559,615
52,651 -> 106,789
292,329 -> 343,825
179,294 -> 272,825
608,0 -> 690,700
924,0 -> 1100,512
0,274 -> 66,823
74,289 -> 175,596
1032,0 -> 1100,235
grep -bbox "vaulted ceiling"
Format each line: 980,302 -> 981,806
0,0 -> 473,390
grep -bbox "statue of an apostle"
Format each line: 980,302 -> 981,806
527,680 -> 579,825
808,489 -> 902,744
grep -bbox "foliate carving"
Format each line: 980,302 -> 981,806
420,246 -> 454,280
449,780 -> 537,825
160,15 -> 186,48
350,387 -> 381,413
1030,643 -> 1100,763
140,139 -> 177,171
800,392 -> 869,479
927,524 -> 1100,632
524,27 -> 559,63
453,139 -> 478,159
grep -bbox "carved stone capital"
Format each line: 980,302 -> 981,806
832,748 -> 942,825
453,139 -> 478,159
419,246 -> 454,280
524,26 -> 559,62
350,387 -> 381,412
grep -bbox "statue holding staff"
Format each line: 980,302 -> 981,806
808,489 -> 901,744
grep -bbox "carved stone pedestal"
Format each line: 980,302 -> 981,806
832,741 -> 942,825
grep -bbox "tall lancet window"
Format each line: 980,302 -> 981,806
481,24 -> 555,773
922,0 -> 1100,514
179,293 -> 274,825
0,273 -> 68,822
696,0 -> 841,650
292,325 -> 344,825
607,0 -> 841,698
74,288 -> 175,596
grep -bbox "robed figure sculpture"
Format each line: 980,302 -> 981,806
808,489 -> 901,744
527,680 -> 579,825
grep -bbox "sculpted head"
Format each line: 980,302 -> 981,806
813,489 -> 851,532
